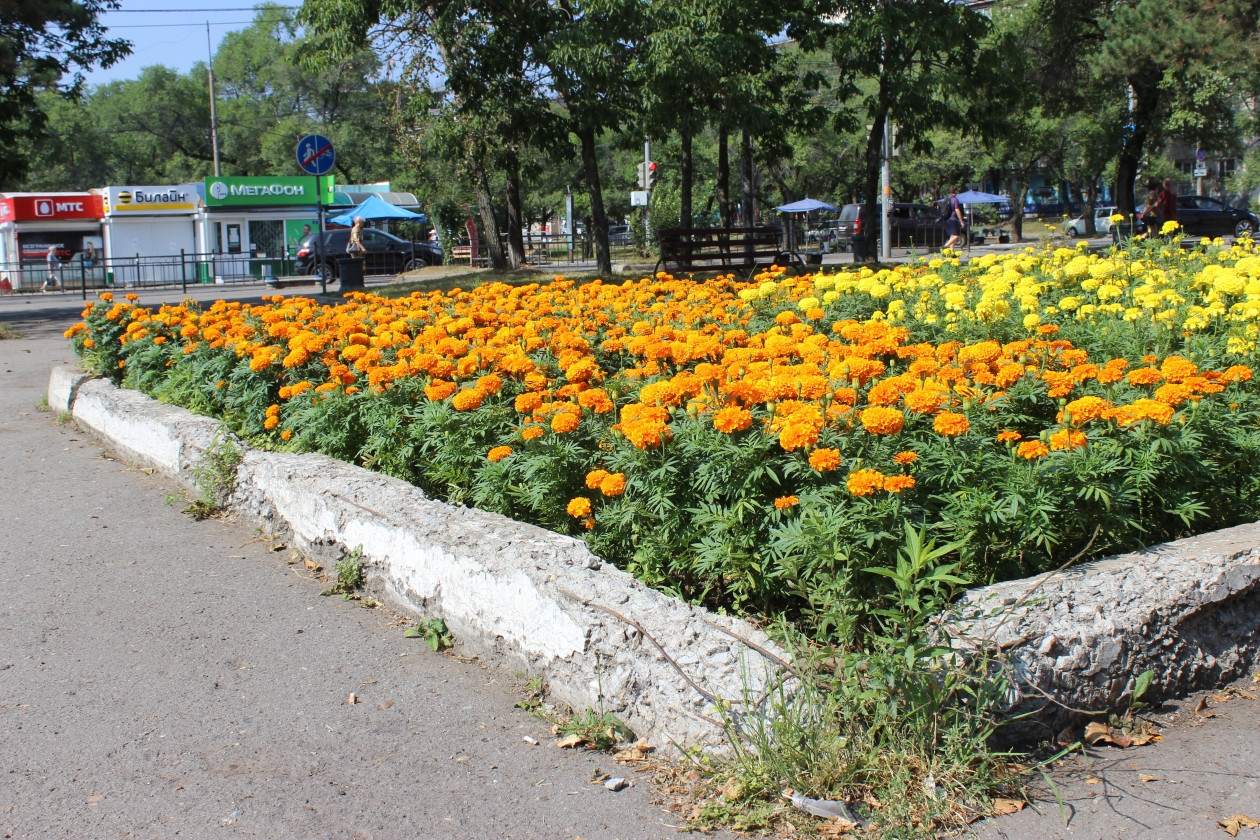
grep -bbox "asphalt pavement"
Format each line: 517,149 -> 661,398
0,335 -> 699,838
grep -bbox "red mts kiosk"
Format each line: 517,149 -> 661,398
0,193 -> 104,290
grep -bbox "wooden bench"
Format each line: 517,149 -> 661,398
654,226 -> 803,276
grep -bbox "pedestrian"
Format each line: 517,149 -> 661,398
41,245 -> 60,293
347,217 -> 366,257
1141,185 -> 1159,235
942,187 -> 965,251
1157,178 -> 1179,235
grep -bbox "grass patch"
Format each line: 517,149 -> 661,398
182,433 -> 242,519
321,545 -> 364,599
0,323 -> 22,340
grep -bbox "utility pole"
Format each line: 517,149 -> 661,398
880,115 -> 892,261
643,137 -> 651,242
565,185 -> 575,262
206,22 -> 221,177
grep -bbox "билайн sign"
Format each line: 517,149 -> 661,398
103,186 -> 199,215
204,176 -> 335,207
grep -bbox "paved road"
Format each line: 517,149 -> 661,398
0,337 -> 695,838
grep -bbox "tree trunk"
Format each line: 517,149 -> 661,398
578,126 -> 612,275
1116,73 -> 1160,218
717,125 -> 731,227
504,151 -> 525,270
471,158 -> 507,270
861,105 -> 889,262
680,129 -> 693,231
740,128 -> 754,226
1083,179 -> 1098,236
1011,176 -> 1029,243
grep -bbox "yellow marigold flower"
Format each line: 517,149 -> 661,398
1160,220 -> 1180,235
1017,440 -> 1049,459
599,473 -> 626,497
585,469 -> 610,489
1049,429 -> 1087,451
773,495 -> 799,509
859,406 -> 905,435
567,497 -> 593,518
713,406 -> 753,434
892,450 -> 918,465
808,448 -> 842,472
846,468 -> 886,496
1063,396 -> 1111,424
882,474 -> 916,493
488,445 -> 513,462
933,411 -> 970,437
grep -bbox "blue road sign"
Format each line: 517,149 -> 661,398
296,134 -> 336,176
1196,149 -> 1207,162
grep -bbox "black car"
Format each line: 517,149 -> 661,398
833,203 -> 950,250
1172,195 -> 1259,238
295,229 -> 441,277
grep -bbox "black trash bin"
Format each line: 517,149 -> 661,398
851,233 -> 868,263
336,257 -> 364,291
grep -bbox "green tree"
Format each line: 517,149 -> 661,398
0,0 -> 130,184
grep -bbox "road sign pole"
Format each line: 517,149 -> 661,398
644,138 -> 651,244
881,116 -> 892,261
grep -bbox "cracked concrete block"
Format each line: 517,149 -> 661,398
47,365 -> 93,414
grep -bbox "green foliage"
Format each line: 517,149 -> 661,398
322,545 -> 365,599
404,617 -> 453,651
183,432 -> 242,520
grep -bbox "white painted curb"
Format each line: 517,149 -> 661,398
57,368 -> 783,751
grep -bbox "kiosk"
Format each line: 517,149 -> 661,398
0,193 -> 103,290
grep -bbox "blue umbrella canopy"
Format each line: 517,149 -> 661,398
775,197 -> 840,213
327,193 -> 426,226
952,190 -> 1006,204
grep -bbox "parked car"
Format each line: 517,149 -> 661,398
833,203 -> 949,250
608,224 -> 632,246
1171,195 -> 1259,238
295,228 -> 441,277
1064,206 -> 1117,238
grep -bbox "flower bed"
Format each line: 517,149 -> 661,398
68,236 -> 1260,639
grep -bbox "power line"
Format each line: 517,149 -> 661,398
105,7 -> 300,11
106,19 -> 293,27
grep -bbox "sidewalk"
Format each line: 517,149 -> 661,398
0,336 -> 704,839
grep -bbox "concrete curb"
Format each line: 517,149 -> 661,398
956,524 -> 1260,729
57,368 -> 782,752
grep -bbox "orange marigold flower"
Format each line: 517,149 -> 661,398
1063,395 -> 1111,424
487,445 -> 513,462
264,415 -> 280,430
774,495 -> 799,509
1222,365 -> 1254,383
598,473 -> 626,497
567,497 -> 593,518
882,474 -> 916,493
1037,324 -> 1060,336
933,411 -> 970,437
1153,383 -> 1195,407
846,469 -> 886,496
577,387 -> 615,413
99,292 -> 114,302
515,392 -> 544,413
1160,356 -> 1198,383
623,418 -> 671,449
892,450 -> 918,465
1127,367 -> 1163,386
778,420 -> 821,452
345,386 -> 360,394
1095,366 -> 1124,385
996,430 -> 1022,444
1049,429 -> 1087,451
805,307 -> 825,321
521,424 -> 545,440
425,379 -> 458,401
713,405 -> 753,434
860,406 -> 905,435
904,389 -> 945,415
808,448 -> 842,472
551,410 -> 580,433
1016,440 -> 1049,459
586,469 -> 610,489
281,429 -> 293,441
451,388 -> 485,411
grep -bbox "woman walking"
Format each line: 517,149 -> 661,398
942,187 -> 965,251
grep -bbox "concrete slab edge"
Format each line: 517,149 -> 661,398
56,368 -> 783,753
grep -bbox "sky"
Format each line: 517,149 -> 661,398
85,2 -> 302,87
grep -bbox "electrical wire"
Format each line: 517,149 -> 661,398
105,7 -> 300,11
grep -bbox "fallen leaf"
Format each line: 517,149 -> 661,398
1196,696 -> 1209,713
721,779 -> 744,800
271,543 -> 287,552
590,768 -> 609,784
1220,814 -> 1260,837
1129,731 -> 1160,746
1086,776 -> 1103,785
555,733 -> 585,749
992,799 -> 1025,816
346,693 -> 358,705
86,795 -> 103,804
303,558 -> 321,571
1139,774 -> 1160,783
1084,722 -> 1115,746
140,467 -> 154,475
1110,730 -> 1134,748
377,700 -> 394,710
1055,727 -> 1077,747
1252,672 -> 1260,685
612,739 -> 654,761
454,756 -> 469,763
1201,711 -> 1217,720
819,818 -> 858,836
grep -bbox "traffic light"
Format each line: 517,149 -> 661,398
646,161 -> 657,191
636,162 -> 647,189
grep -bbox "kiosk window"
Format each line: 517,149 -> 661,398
250,220 -> 284,257
225,224 -> 242,254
